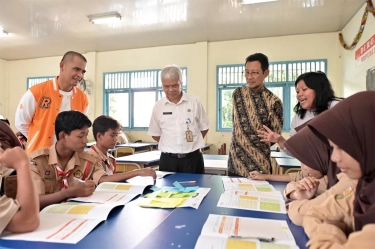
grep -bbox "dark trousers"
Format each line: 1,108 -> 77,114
159,150 -> 204,174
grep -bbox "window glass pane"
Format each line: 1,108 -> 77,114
267,87 -> 283,103
108,93 -> 129,127
133,91 -> 155,127
290,86 -> 298,123
221,89 -> 234,128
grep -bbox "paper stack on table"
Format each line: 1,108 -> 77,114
195,214 -> 298,249
218,178 -> 286,213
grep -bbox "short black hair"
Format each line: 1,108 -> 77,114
245,53 -> 269,72
55,111 -> 92,140
61,51 -> 87,63
293,71 -> 342,118
92,115 -> 120,141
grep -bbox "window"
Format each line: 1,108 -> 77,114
217,60 -> 327,132
104,68 -> 187,130
27,76 -> 54,89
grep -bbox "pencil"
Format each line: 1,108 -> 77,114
230,235 -> 275,242
177,181 -> 196,184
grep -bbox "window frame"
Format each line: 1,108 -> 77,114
103,68 -> 187,130
26,76 -> 55,90
216,59 -> 327,132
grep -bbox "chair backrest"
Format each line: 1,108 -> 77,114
115,163 -> 141,173
114,147 -> 135,158
218,143 -> 227,155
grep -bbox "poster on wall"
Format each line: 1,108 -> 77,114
355,34 -> 375,67
366,65 -> 375,91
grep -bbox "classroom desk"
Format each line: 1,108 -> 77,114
116,142 -> 156,152
135,174 -> 309,249
116,150 -> 161,165
203,154 -> 228,175
271,151 -> 294,158
275,157 -> 301,168
0,173 -> 212,249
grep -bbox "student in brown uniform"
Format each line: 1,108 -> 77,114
89,115 -> 156,179
282,125 -> 353,225
0,147 -> 39,234
302,91 -> 375,249
29,111 -> 100,209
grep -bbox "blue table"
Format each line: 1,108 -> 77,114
0,174 -> 308,249
135,175 -> 309,249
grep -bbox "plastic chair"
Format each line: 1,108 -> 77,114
218,143 -> 227,155
285,168 -> 301,174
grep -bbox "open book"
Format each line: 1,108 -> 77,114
195,214 -> 298,249
69,182 -> 147,204
1,202 -> 123,244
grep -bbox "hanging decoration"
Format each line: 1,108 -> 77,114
339,0 -> 375,50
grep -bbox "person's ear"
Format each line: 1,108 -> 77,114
59,61 -> 64,71
58,131 -> 66,141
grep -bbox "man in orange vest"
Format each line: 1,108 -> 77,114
15,51 -> 89,154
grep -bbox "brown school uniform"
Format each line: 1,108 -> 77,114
284,174 -> 328,199
88,145 -> 116,175
29,144 -> 107,195
287,173 -> 354,225
0,160 -> 20,234
303,185 -> 375,249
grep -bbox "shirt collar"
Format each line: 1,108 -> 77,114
163,92 -> 187,105
49,143 -> 81,169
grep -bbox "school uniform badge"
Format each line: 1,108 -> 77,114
74,170 -> 83,178
336,186 -> 353,199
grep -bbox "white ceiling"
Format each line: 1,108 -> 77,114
0,0 -> 365,60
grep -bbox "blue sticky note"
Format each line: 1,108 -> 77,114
173,181 -> 184,191
150,186 -> 161,191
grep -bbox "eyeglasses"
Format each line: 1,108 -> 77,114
162,83 -> 180,90
242,71 -> 261,78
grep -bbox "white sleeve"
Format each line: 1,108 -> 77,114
147,106 -> 161,136
83,104 -> 89,115
15,90 -> 37,138
196,99 -> 210,131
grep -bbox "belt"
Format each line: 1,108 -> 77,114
162,149 -> 200,158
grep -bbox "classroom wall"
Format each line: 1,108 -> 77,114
0,59 -> 7,116
3,33 -> 341,153
341,3 -> 375,96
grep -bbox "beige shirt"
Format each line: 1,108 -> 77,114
0,196 -> 20,234
29,144 -> 106,195
303,185 -> 375,249
88,145 -> 116,175
116,133 -> 129,144
0,157 -> 20,234
284,172 -> 328,199
287,173 -> 354,225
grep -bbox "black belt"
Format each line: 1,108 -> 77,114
162,149 -> 200,158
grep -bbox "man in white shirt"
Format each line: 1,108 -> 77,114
148,65 -> 210,173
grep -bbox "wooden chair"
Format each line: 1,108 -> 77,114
114,147 -> 135,158
218,143 -> 227,155
285,168 -> 302,174
115,163 -> 142,173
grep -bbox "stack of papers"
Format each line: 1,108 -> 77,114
219,178 -> 286,213
195,214 -> 298,249
126,171 -> 176,185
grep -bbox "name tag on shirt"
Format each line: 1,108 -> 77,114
163,112 -> 172,115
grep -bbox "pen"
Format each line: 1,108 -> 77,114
230,235 -> 275,242
177,181 -> 196,184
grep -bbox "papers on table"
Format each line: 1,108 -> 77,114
219,177 -> 286,213
194,214 -> 298,249
217,192 -> 286,213
70,182 -> 147,204
1,202 -> 122,244
125,171 -> 176,186
137,187 -> 211,209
